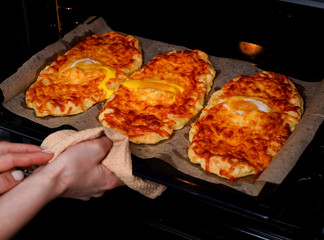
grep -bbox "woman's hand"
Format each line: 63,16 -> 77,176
43,136 -> 124,200
0,142 -> 53,194
0,136 -> 124,239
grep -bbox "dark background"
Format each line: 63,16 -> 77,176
2,0 -> 324,82
1,1 -> 324,239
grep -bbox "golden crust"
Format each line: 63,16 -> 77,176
25,32 -> 142,117
99,50 -> 216,144
188,71 -> 303,180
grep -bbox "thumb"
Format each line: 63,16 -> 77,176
95,136 -> 113,161
0,170 -> 24,195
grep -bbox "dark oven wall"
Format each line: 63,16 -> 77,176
2,0 -> 324,83
0,0 -> 59,82
57,0 -> 324,81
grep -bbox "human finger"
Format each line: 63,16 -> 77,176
0,142 -> 43,155
0,151 -> 53,172
48,136 -> 118,200
95,136 -> 113,162
0,170 -> 24,195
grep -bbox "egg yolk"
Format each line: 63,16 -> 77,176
226,97 -> 269,114
62,58 -> 117,99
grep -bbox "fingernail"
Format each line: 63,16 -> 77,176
11,170 -> 24,181
42,149 -> 54,154
41,146 -> 53,154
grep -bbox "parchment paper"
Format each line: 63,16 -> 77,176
1,17 -> 323,196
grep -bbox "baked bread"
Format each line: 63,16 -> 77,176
99,50 -> 216,144
26,32 -> 142,117
188,71 -> 303,179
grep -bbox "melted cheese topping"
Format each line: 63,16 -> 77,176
189,71 -> 303,180
99,50 -> 216,144
25,32 -> 142,117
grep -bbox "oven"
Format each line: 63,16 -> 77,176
1,1 -> 324,239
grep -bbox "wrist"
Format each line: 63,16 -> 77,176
0,163 -> 66,239
29,163 -> 67,201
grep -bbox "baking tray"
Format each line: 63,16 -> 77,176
1,17 -> 324,214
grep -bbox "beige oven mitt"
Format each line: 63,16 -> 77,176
41,127 -> 167,199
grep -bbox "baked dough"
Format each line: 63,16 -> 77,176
26,32 -> 142,117
188,71 -> 303,179
99,50 -> 216,144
